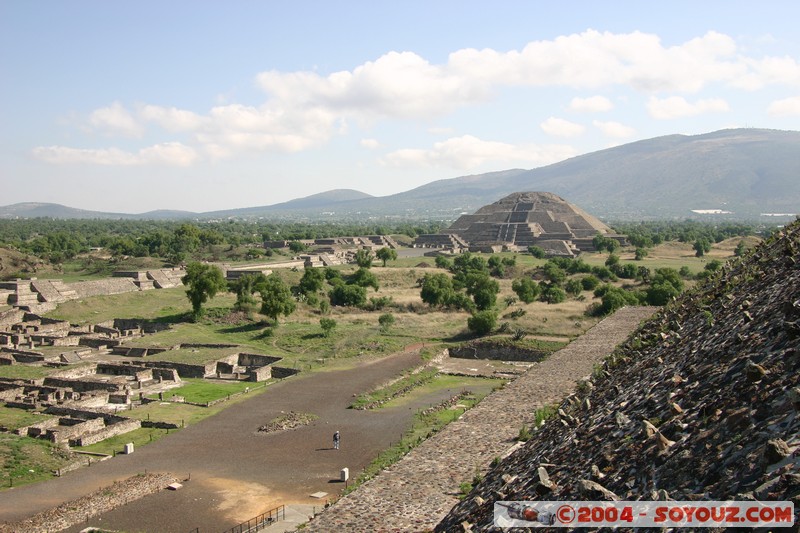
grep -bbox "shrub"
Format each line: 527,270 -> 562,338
329,284 -> 367,307
512,277 -> 540,303
378,313 -> 395,332
467,310 -> 497,336
540,284 -> 566,304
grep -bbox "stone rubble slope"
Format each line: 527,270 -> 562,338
437,220 -> 800,531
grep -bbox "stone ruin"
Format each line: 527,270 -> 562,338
262,235 -> 400,266
0,312 -> 297,450
0,268 -> 184,313
415,191 -> 624,256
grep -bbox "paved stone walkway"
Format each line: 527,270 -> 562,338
306,307 -> 654,532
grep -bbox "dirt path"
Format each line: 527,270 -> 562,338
1,349 -> 428,533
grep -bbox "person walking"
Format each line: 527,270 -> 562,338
333,430 -> 340,450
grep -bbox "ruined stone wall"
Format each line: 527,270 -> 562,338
70,278 -> 139,298
48,364 -> 97,379
141,360 -> 211,378
43,377 -> 121,393
249,365 -> 272,382
0,385 -> 23,401
70,418 -> 141,447
238,353 -> 281,366
48,417 -> 105,443
270,366 -> 300,379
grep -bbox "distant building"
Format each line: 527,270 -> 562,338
414,191 -> 624,256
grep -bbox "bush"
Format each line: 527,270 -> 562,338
329,284 -> 367,307
527,246 -> 546,259
565,278 -> 584,296
378,313 -> 395,332
581,275 -> 600,291
512,277 -> 540,303
467,310 -> 497,336
540,284 -> 566,304
319,317 -> 337,337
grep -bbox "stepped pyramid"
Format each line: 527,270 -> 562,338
415,192 -> 619,255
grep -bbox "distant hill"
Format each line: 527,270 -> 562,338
357,128 -> 800,220
204,189 -> 374,218
2,129 -> 798,221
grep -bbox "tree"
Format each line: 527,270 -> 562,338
355,249 -> 374,268
229,272 -> 267,311
734,240 -> 747,257
565,278 -> 584,296
420,273 -> 456,307
182,262 -> 227,319
512,278 -> 540,303
693,239 -> 711,257
464,273 -> 499,310
467,310 -> 497,336
378,313 -> 395,333
350,267 -> 379,291
376,247 -> 398,267
539,284 -> 566,304
320,317 -> 337,337
634,248 -> 648,260
542,262 -> 567,284
297,266 -> 326,295
288,240 -> 307,253
259,274 -> 296,322
434,255 -> 453,269
329,284 -> 367,307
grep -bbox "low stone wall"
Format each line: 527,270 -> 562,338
238,353 -> 281,366
249,365 -> 272,382
141,360 -> 211,378
271,366 -> 300,379
0,472 -> 180,533
70,417 -> 141,446
70,278 -> 139,298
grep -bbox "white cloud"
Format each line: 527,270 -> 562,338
383,135 -> 577,170
139,105 -> 206,132
360,138 -> 380,149
88,102 -> 143,137
540,117 -> 585,138
256,51 -> 490,119
592,120 -> 635,138
448,30 -> 745,93
49,29 -> 800,167
768,96 -> 800,116
647,96 -> 730,119
32,142 -> 197,166
569,96 -> 613,112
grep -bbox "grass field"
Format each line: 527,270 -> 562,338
146,378 -> 266,403
0,406 -> 54,431
0,434 -> 75,490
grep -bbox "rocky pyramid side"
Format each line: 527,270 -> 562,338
437,220 -> 800,531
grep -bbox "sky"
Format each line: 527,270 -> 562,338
2,1 -> 800,214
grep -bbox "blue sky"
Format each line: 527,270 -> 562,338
2,1 -> 799,213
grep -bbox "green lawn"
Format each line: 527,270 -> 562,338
146,378 -> 265,403
74,427 -> 171,456
125,402 -> 213,426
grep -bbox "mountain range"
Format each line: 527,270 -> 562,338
2,128 -> 798,222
